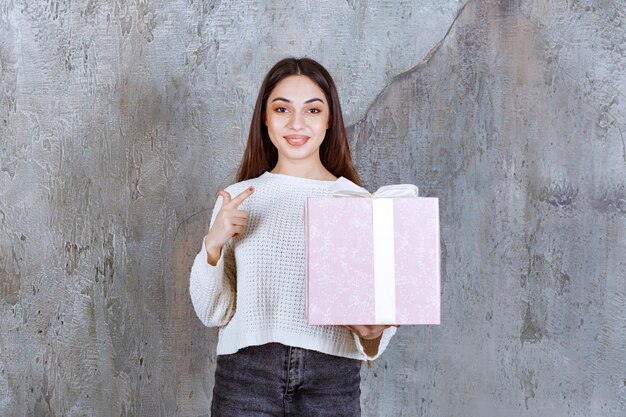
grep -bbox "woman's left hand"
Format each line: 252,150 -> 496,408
343,324 -> 400,340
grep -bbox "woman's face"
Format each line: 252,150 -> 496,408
264,75 -> 330,167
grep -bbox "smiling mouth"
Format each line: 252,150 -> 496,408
284,135 -> 309,146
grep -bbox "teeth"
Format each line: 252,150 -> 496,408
287,137 -> 307,145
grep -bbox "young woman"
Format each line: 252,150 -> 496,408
190,57 -> 398,417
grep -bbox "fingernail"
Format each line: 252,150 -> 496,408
249,186 -> 254,192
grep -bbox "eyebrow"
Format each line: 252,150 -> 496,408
271,97 -> 325,104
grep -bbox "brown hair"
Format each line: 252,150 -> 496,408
236,57 -> 361,185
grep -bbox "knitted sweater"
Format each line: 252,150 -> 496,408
189,171 -> 396,360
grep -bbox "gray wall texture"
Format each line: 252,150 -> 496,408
1,0 -> 624,416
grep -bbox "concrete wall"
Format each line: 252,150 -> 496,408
1,0 -> 624,416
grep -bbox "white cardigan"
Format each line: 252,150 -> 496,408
189,171 -> 396,360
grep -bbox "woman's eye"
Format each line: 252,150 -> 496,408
308,108 -> 321,114
275,107 -> 288,113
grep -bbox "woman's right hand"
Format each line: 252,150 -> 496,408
204,186 -> 255,265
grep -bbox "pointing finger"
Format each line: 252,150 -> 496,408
229,186 -> 255,208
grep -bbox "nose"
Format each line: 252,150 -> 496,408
288,111 -> 304,131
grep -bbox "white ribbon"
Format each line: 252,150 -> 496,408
331,177 -> 419,324
330,177 -> 419,199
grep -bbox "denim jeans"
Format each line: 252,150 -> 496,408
211,342 -> 362,417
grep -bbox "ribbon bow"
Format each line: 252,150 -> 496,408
331,177 -> 419,198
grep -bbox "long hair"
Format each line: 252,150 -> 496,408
236,57 -> 361,185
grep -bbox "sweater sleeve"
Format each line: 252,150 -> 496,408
189,195 -> 237,327
353,326 -> 397,361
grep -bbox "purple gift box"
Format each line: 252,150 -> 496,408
305,178 -> 440,325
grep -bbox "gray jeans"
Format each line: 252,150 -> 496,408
211,342 -> 362,417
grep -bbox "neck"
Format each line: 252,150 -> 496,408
270,159 -> 336,181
